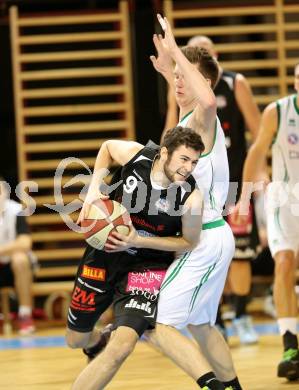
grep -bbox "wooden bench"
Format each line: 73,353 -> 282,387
0,280 -> 74,335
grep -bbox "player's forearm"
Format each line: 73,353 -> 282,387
0,235 -> 31,257
171,47 -> 216,110
240,145 -> 266,202
161,87 -> 178,142
135,235 -> 196,252
89,142 -> 113,192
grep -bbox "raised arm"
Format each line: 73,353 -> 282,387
157,15 -> 217,132
78,140 -> 143,223
235,73 -> 261,141
161,86 -> 178,142
237,102 -> 278,213
150,33 -> 174,87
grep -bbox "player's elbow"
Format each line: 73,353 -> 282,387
182,238 -> 198,251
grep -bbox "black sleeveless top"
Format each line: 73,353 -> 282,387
215,70 -> 247,184
109,141 -> 197,262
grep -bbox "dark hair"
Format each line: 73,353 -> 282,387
181,46 -> 219,89
161,126 -> 205,156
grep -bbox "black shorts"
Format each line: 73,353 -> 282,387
67,245 -> 169,335
0,263 -> 14,287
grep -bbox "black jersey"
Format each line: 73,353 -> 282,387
109,141 -> 197,262
215,70 -> 247,184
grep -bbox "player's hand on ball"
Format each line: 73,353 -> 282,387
104,224 -> 139,252
77,191 -> 109,225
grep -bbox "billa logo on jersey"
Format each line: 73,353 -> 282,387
82,265 -> 106,281
288,118 -> 296,127
288,133 -> 298,145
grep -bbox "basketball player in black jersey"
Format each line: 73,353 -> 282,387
165,34 -> 262,345
66,127 -> 206,390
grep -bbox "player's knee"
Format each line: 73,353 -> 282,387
106,338 -> 136,365
65,329 -> 90,349
274,252 -> 296,281
11,252 -> 30,273
145,329 -> 159,347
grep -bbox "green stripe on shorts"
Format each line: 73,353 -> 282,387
188,263 -> 216,313
160,252 -> 190,291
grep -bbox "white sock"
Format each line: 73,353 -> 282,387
277,317 -> 297,336
19,305 -> 32,317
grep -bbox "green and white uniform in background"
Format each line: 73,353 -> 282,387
267,94 -> 299,257
157,113 -> 235,328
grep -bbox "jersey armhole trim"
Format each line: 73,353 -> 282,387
272,102 -> 280,146
293,94 -> 299,115
200,120 -> 217,158
179,110 -> 194,124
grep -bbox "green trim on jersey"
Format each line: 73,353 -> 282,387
178,112 -> 217,158
274,207 -> 282,233
272,102 -> 281,146
283,162 -> 290,182
200,120 -> 217,158
277,144 -> 290,182
160,252 -> 190,291
188,262 -> 216,313
202,218 -> 225,230
178,110 -> 194,125
293,94 -> 299,115
208,160 -> 216,210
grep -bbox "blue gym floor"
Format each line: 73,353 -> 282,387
1,322 -> 299,350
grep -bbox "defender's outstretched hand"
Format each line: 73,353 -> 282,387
150,34 -> 172,75
156,14 -> 177,54
150,14 -> 178,82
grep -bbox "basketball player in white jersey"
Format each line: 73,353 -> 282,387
235,63 -> 299,380
145,15 -> 242,390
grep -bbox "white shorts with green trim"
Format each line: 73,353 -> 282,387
156,219 -> 234,329
267,203 -> 299,257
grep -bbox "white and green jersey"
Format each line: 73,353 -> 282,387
272,94 -> 299,186
178,112 -> 229,224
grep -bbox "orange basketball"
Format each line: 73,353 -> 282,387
81,199 -> 131,250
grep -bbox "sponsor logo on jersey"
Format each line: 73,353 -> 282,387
216,95 -> 227,109
130,215 -> 165,232
129,288 -> 159,302
70,287 -> 96,311
225,136 -> 231,148
126,270 -> 166,294
124,298 -> 152,314
288,133 -> 299,145
81,265 -> 106,281
222,122 -> 231,132
289,150 -> 299,159
78,277 -> 106,293
288,118 -> 296,127
155,197 -> 170,213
